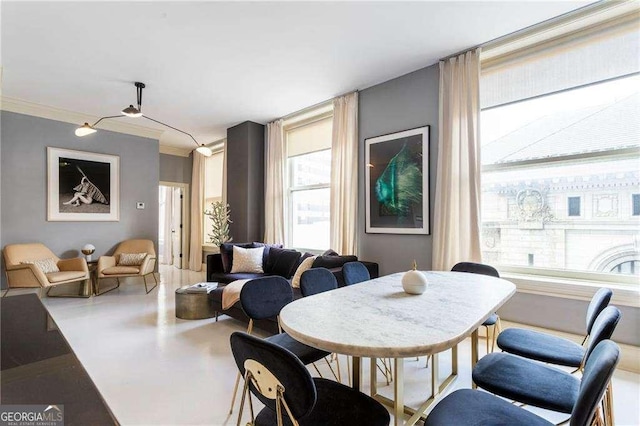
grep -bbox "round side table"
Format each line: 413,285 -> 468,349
175,284 -> 217,320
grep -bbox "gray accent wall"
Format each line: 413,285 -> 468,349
1,111 -> 159,287
358,64 -> 440,275
160,153 -> 192,184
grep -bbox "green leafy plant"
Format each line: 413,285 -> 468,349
204,201 -> 232,246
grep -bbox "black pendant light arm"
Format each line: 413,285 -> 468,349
142,115 -> 200,147
92,114 -> 126,128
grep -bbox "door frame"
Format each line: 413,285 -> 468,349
159,181 -> 190,269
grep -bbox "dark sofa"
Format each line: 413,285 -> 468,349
206,242 -> 378,333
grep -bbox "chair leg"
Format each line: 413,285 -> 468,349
604,381 -> 614,426
2,288 -> 9,297
94,277 -> 120,296
143,273 -> 158,294
46,283 -> 92,298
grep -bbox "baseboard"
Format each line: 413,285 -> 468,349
498,320 -> 639,373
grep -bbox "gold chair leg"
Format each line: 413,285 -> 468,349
143,273 -> 158,294
2,288 -> 10,297
94,277 -> 120,296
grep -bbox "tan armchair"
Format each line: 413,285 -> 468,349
3,243 -> 90,297
96,239 -> 158,295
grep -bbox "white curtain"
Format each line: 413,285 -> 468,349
330,92 -> 358,255
188,151 -> 205,271
160,186 -> 173,264
264,119 -> 286,245
432,49 -> 482,271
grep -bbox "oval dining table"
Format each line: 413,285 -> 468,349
280,271 -> 516,425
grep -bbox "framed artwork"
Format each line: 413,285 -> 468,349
365,126 -> 429,234
47,147 -> 119,221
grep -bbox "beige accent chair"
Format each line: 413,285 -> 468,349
96,239 -> 158,295
3,243 -> 90,297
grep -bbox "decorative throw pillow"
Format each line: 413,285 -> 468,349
291,256 -> 318,288
322,249 -> 339,257
312,254 -> 358,269
267,247 -> 302,278
220,243 -> 254,273
230,246 -> 265,274
118,252 -> 147,266
252,242 -> 283,270
21,258 -> 60,274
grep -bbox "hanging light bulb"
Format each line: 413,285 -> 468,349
75,123 -> 97,137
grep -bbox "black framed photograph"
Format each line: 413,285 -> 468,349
365,126 -> 429,234
47,147 -> 119,221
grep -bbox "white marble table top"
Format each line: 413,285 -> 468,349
280,271 -> 516,358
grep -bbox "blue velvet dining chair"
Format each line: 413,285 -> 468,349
451,261 -> 501,353
425,339 -> 620,426
230,331 -> 390,426
342,261 -> 370,286
472,305 -> 621,425
229,276 -> 333,415
497,287 -> 613,369
300,267 -> 338,297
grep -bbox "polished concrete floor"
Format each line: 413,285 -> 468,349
8,265 -> 636,425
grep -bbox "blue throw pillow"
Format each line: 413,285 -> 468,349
267,247 -> 301,278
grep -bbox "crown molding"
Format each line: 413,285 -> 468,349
1,96 -> 164,141
159,145 -> 192,157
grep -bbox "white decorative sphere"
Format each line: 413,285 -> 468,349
402,265 -> 428,295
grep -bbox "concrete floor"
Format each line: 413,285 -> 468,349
10,264 -> 635,425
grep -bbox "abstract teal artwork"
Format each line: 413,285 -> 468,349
366,126 -> 429,234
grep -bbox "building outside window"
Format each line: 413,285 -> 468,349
480,16 -> 640,280
285,112 -> 333,251
203,149 -> 224,245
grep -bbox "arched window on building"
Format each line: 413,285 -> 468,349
610,260 -> 639,275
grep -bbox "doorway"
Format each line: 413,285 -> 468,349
159,182 -> 189,269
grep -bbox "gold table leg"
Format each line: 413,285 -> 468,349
471,329 -> 479,389
352,356 -> 361,392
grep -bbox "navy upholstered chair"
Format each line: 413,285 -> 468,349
300,267 -> 338,297
497,287 -> 613,369
451,261 -> 501,353
342,261 -> 370,286
425,339 -> 620,426
229,276 -> 331,415
472,306 -> 621,424
230,332 -> 390,426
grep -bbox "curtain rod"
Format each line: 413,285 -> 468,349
280,89 -> 359,121
439,1 -> 622,62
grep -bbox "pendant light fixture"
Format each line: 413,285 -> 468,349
75,82 -> 213,157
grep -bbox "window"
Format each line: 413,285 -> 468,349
285,113 -> 333,251
480,14 -> 640,280
203,150 -> 224,245
568,197 -> 581,217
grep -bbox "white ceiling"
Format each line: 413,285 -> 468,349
1,1 -> 592,151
